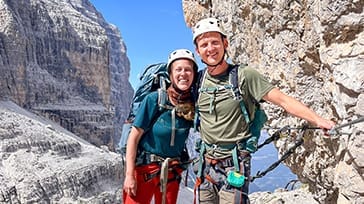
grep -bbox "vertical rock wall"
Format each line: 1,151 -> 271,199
0,0 -> 133,149
183,0 -> 363,203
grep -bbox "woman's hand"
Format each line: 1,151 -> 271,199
123,174 -> 137,196
124,126 -> 144,196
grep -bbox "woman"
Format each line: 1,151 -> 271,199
123,49 -> 198,204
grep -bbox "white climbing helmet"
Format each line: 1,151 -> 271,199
192,17 -> 226,42
167,49 -> 198,73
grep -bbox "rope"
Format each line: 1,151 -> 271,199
250,125 -> 308,182
263,115 -> 364,135
257,125 -> 291,150
260,116 -> 364,149
329,116 -> 364,135
285,179 -> 300,190
250,116 -> 364,182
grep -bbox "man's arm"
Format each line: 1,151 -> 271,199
262,88 -> 335,130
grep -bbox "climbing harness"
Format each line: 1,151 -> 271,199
193,140 -> 250,204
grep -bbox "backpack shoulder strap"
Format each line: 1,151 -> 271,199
229,64 -> 251,123
156,88 -> 178,146
193,69 -> 206,131
229,65 -> 241,100
193,69 -> 206,103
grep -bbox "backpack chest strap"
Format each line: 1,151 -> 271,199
199,83 -> 234,114
199,84 -> 233,93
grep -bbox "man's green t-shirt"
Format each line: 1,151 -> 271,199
198,65 -> 274,158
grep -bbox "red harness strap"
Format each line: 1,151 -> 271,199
193,172 -> 218,204
193,177 -> 202,204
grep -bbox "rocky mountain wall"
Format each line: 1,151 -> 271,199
0,101 -> 123,203
183,0 -> 363,203
0,0 -> 133,149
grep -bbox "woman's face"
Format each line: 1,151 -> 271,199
170,59 -> 195,91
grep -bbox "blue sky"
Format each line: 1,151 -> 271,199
89,0 -> 201,89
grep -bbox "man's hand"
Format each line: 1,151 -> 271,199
315,118 -> 336,136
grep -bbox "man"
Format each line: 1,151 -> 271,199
191,17 -> 335,204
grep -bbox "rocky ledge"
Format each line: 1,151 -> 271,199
0,100 -> 123,203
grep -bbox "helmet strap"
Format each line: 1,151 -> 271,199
202,49 -> 226,73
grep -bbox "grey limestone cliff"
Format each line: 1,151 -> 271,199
0,0 -> 131,202
183,0 -> 363,203
0,101 -> 123,203
0,0 -> 133,150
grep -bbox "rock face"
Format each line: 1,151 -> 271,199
183,0 -> 363,203
0,101 -> 123,203
0,0 -> 133,149
0,0 -> 133,203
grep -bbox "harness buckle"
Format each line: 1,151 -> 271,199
211,144 -> 218,149
234,93 -> 243,101
150,154 -> 159,162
